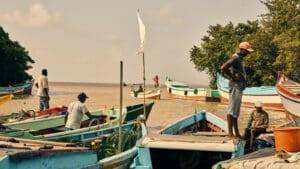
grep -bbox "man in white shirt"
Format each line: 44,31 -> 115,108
35,69 -> 50,111
65,93 -> 96,130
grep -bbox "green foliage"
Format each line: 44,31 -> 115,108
190,0 -> 300,88
0,26 -> 34,86
190,21 -> 259,88
97,123 -> 141,159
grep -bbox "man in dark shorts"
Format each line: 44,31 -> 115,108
221,42 -> 254,138
244,101 -> 269,150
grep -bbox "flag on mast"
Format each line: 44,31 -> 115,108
137,9 -> 145,51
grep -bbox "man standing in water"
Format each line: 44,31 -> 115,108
153,75 -> 159,88
221,42 -> 254,138
35,69 -> 50,111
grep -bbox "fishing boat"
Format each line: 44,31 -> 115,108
130,111 -> 245,169
165,77 -> 220,101
0,106 -> 67,124
130,89 -> 161,100
0,121 -> 147,169
0,81 -> 33,96
0,136 -> 99,169
217,73 -> 283,111
276,74 -> 300,118
1,102 -> 154,139
46,121 -> 147,169
0,94 -> 13,106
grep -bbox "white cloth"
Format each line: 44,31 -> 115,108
65,101 -> 89,129
35,75 -> 49,97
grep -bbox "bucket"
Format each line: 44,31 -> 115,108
274,127 -> 300,152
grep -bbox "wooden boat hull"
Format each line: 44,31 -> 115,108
2,103 -> 154,140
130,112 -> 245,169
47,122 -> 147,169
217,74 -> 283,111
130,90 -> 161,100
276,75 -> 300,118
0,137 -> 99,169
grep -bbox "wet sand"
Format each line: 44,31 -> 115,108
0,83 -> 287,133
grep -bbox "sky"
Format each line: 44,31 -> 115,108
0,0 -> 267,85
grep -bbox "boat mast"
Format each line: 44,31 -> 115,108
137,9 -> 146,120
118,61 -> 123,153
142,52 -> 146,119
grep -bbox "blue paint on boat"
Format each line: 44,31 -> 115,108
217,73 -> 278,96
130,111 -> 245,169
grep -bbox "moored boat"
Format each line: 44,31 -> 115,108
130,89 -> 161,100
165,77 -> 220,101
217,73 -> 283,111
276,74 -> 300,118
130,111 -> 245,169
1,102 -> 154,140
0,81 -> 33,97
45,121 -> 147,169
0,136 -> 99,169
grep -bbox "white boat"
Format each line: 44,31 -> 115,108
217,74 -> 283,111
130,89 -> 161,100
276,74 -> 300,118
165,77 -> 220,101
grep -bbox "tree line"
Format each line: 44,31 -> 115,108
190,0 -> 299,88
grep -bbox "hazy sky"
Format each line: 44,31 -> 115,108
0,0 -> 266,85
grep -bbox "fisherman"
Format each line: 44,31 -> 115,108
35,69 -> 50,111
153,75 -> 159,88
221,42 -> 254,138
65,93 -> 98,130
244,101 -> 269,150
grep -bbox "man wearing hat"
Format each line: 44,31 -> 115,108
221,42 -> 254,138
65,92 -> 97,130
244,101 -> 269,150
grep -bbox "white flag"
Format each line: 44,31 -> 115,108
137,10 -> 145,50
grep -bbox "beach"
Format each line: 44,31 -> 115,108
0,83 -> 287,134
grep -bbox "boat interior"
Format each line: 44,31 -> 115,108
147,118 -> 233,169
29,115 -> 116,136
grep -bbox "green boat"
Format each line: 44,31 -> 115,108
1,102 -> 154,140
0,121 -> 147,169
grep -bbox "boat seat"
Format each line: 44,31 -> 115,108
183,132 -> 228,137
147,133 -> 231,144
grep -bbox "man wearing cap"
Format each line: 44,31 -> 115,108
221,42 -> 254,138
243,101 -> 269,150
65,93 -> 97,130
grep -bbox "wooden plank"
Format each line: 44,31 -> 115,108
0,136 -> 76,147
147,133 -> 231,144
183,132 -> 228,137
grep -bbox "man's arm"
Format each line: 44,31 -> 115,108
221,57 -> 235,79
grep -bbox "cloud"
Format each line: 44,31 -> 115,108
0,3 -> 61,28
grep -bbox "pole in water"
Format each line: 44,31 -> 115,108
118,61 -> 123,153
